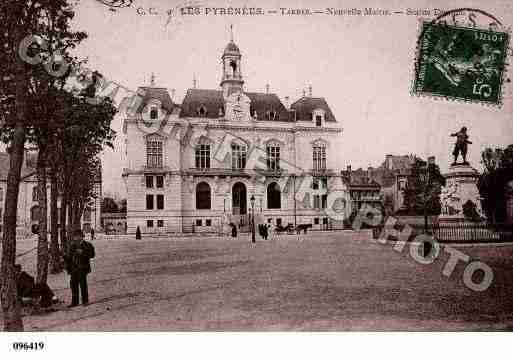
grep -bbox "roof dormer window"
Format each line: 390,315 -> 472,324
197,105 -> 207,117
150,106 -> 158,120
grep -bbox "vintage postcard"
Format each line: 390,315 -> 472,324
0,0 -> 513,357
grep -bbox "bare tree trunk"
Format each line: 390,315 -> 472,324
0,43 -> 27,330
59,191 -> 68,253
36,146 -> 49,285
49,169 -> 61,273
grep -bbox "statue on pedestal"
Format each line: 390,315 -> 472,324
450,126 -> 472,165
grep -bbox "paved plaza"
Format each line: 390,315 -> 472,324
5,231 -> 513,331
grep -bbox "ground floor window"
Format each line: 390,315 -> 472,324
314,218 -> 320,225
276,218 -> 282,227
147,220 -> 154,228
196,219 -> 202,227
206,219 -> 212,226
157,220 -> 164,227
323,218 -> 328,225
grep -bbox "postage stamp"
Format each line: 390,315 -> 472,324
412,21 -> 510,106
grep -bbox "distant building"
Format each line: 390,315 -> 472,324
361,154 -> 416,214
0,151 -> 101,237
341,166 -> 382,216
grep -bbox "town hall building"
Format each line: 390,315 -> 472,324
122,35 -> 343,234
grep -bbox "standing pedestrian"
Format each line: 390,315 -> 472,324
90,227 -> 95,241
64,229 -> 95,307
263,223 -> 269,240
230,222 -> 237,238
135,226 -> 141,240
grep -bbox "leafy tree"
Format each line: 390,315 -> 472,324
0,0 -> 85,332
478,145 -> 513,224
401,157 -> 446,216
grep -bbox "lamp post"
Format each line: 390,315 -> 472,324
250,195 -> 256,243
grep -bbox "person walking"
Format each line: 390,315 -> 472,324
263,223 -> 269,240
64,229 -> 95,307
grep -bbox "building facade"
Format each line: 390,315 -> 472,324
123,37 -> 344,234
0,152 -> 101,237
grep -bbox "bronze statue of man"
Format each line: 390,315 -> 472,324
450,126 -> 472,165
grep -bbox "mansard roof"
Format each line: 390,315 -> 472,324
290,96 -> 336,122
179,89 -> 224,119
179,88 -> 292,121
135,87 -> 175,114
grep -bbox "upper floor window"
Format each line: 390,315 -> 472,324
156,175 -> 164,188
231,144 -> 247,170
147,138 -> 163,168
146,175 -> 154,188
150,106 -> 158,120
266,145 -> 280,171
313,145 -> 327,171
195,144 -> 211,169
156,194 -> 164,210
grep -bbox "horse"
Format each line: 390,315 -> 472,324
274,223 -> 294,235
295,223 -> 313,234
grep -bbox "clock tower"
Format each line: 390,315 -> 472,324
220,26 -> 244,99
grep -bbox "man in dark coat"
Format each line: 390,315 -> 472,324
64,229 -> 95,307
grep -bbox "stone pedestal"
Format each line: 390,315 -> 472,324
440,163 -> 484,219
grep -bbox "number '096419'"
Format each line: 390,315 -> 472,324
12,342 -> 45,351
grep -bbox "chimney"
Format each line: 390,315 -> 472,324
302,89 -> 306,97
265,83 -> 270,94
171,88 -> 176,101
308,84 -> 312,97
347,165 -> 352,172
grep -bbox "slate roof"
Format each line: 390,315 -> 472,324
179,89 -> 293,121
290,97 -> 336,122
179,89 -> 225,119
341,169 -> 381,188
135,87 -> 175,114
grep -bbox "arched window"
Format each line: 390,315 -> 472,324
32,186 -> 38,202
196,182 -> 211,210
30,205 -> 40,222
267,182 -> 281,209
229,60 -> 237,76
197,105 -> 207,117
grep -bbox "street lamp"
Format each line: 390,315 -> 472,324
250,195 -> 256,243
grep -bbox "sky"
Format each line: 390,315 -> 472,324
70,0 -> 513,198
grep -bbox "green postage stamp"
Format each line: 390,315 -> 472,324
412,22 -> 510,106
